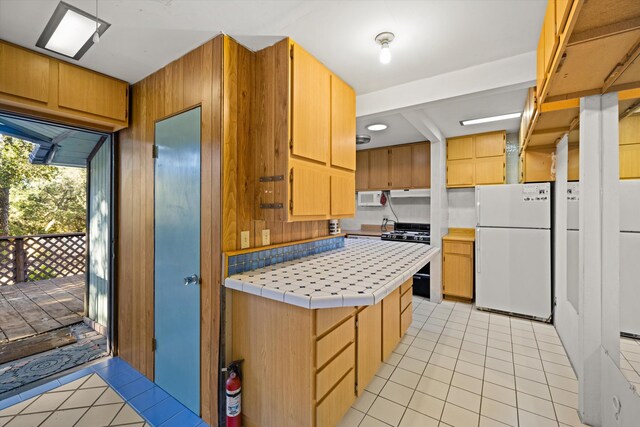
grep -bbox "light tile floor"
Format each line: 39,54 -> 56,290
620,336 -> 640,392
339,296 -> 590,427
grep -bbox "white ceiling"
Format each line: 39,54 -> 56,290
0,0 -> 545,94
356,83 -> 528,148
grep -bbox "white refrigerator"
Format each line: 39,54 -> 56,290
475,183 -> 552,320
620,180 -> 640,337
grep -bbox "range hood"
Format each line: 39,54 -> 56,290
389,189 -> 430,198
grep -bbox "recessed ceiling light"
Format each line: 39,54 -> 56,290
36,1 -> 110,60
367,123 -> 388,131
460,112 -> 522,126
375,32 -> 395,65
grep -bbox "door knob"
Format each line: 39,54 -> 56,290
184,274 -> 199,286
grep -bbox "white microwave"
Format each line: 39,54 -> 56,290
357,191 -> 383,207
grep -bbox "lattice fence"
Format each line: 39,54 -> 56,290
0,233 -> 86,285
0,238 -> 17,285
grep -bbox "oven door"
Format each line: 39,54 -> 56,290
413,263 -> 430,298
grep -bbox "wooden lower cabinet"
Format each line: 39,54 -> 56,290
442,231 -> 475,300
231,278 -> 414,426
381,287 -> 401,361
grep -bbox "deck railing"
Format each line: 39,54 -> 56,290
0,232 -> 86,285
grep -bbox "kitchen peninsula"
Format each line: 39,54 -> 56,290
225,238 -> 438,427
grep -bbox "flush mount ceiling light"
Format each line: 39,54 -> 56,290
36,1 -> 110,60
366,123 -> 388,131
375,32 -> 395,64
460,112 -> 522,126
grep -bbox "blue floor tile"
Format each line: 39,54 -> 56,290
159,408 -> 202,427
143,397 -> 185,426
128,386 -> 170,413
0,394 -> 21,411
19,380 -> 60,400
57,368 -> 94,385
118,376 -> 155,400
99,369 -> 142,388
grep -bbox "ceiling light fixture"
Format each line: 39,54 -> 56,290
36,1 -> 110,60
460,112 -> 522,126
367,123 -> 388,131
375,32 -> 395,64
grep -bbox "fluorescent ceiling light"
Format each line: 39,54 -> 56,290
36,2 -> 110,60
460,112 -> 521,126
367,123 -> 388,131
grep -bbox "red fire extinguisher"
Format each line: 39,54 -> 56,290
225,359 -> 243,427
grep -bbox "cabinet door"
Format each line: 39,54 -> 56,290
58,63 -> 128,121
368,148 -> 390,189
475,157 -> 505,185
543,2 -> 557,74
381,288 -> 400,361
447,136 -> 474,160
355,151 -> 369,191
568,145 -> 579,181
331,76 -> 356,170
291,43 -> 330,164
0,43 -> 49,103
443,243 -> 473,299
411,143 -> 430,188
537,25 -> 546,98
620,144 -> 640,179
390,145 -> 413,189
620,115 -> 640,145
475,132 -> 505,158
555,0 -> 573,36
356,303 -> 382,395
447,159 -> 475,188
330,174 -> 355,216
290,163 -> 330,217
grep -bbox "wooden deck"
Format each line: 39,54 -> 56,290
0,275 -> 84,343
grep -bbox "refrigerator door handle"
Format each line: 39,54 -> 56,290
476,187 -> 480,226
476,227 -> 480,274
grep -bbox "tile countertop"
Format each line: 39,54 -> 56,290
225,239 -> 439,309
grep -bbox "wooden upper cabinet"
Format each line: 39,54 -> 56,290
390,146 -> 413,189
555,0 -> 573,35
0,41 -> 129,131
568,144 -> 579,181
355,151 -> 369,191
447,136 -> 474,160
368,148 -> 390,189
58,63 -> 128,122
330,75 -> 356,170
412,143 -> 430,188
0,43 -> 49,103
447,160 -> 475,188
536,27 -> 546,98
475,132 -> 505,158
330,174 -> 355,216
291,43 -> 331,164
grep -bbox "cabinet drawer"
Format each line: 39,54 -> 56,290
315,307 -> 355,337
400,278 -> 413,295
444,241 -> 472,255
316,317 -> 355,367
401,305 -> 412,335
316,342 -> 355,400
316,368 -> 355,427
401,287 -> 412,312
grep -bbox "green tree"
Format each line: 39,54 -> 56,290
0,135 -> 58,236
9,167 -> 86,235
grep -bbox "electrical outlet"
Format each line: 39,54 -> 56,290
383,215 -> 389,220
240,231 -> 250,249
262,229 -> 271,246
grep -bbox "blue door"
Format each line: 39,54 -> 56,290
154,107 -> 201,413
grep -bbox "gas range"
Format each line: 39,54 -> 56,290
381,222 -> 431,244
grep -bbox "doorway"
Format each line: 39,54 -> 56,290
154,107 -> 201,414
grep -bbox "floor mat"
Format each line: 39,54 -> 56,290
0,323 -> 107,395
0,327 -> 76,365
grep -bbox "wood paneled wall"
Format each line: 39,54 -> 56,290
117,36 -> 222,424
223,37 -> 329,252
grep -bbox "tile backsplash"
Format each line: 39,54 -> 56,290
227,236 -> 345,276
